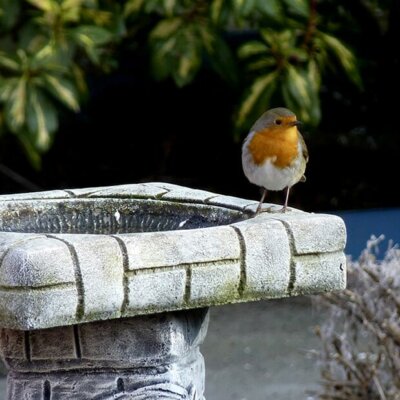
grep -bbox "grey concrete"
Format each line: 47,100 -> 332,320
2,309 -> 209,399
0,183 -> 346,330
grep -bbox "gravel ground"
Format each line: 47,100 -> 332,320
0,297 -> 325,400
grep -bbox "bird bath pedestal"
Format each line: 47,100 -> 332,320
0,183 -> 346,399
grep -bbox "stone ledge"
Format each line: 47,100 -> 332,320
0,183 -> 346,330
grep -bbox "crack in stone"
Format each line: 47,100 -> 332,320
124,258 -> 240,276
46,235 -> 85,321
111,236 -> 130,316
43,379 -> 51,400
73,325 -> 82,359
24,331 -> 31,362
230,226 -> 247,297
184,267 -> 192,305
0,282 -> 75,292
271,219 -> 296,296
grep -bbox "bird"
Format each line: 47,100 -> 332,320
242,107 -> 309,214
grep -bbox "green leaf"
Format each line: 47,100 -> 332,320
26,88 -> 58,150
5,77 -> 27,131
30,44 -> 69,73
233,0 -> 257,17
150,23 -> 202,87
238,41 -> 268,59
26,0 -> 56,12
0,77 -> 18,101
237,71 -> 278,129
260,29 -> 295,54
73,25 -> 113,47
61,0 -> 84,23
199,26 -> 238,85
150,18 -> 182,40
282,0 -> 309,18
256,0 -> 282,20
163,0 -> 176,16
0,52 -> 20,72
150,36 -> 177,81
282,65 -> 320,126
319,32 -> 362,88
0,0 -> 20,30
247,57 -> 277,71
173,41 -> 201,87
71,63 -> 87,95
210,0 -> 224,23
18,134 -> 42,170
144,0 -> 166,14
41,74 -> 80,111
308,59 -> 321,92
124,0 -> 145,17
287,65 -> 310,103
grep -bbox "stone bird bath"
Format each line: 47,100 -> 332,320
0,182 -> 346,399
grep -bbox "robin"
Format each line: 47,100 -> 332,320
242,107 -> 309,214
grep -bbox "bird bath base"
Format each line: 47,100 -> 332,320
0,183 -> 346,399
2,309 -> 208,399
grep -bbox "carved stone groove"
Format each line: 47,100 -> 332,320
2,309 -> 209,400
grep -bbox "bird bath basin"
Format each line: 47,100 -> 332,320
0,182 -> 346,399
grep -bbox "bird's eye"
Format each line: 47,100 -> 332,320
275,119 -> 282,125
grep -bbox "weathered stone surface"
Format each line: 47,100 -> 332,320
0,237 -> 75,287
0,183 -> 347,399
2,309 -> 209,399
0,190 -> 69,201
232,216 -> 292,298
88,183 -> 169,199
190,261 -> 241,305
30,326 -> 77,360
159,186 -> 216,202
117,226 -> 240,269
50,234 -> 125,322
0,287 -> 79,330
292,252 -> 347,295
127,269 -> 187,312
0,183 -> 346,330
206,195 -> 258,211
267,212 -> 347,254
0,329 -> 25,361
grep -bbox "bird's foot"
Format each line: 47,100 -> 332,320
262,205 -> 291,214
254,205 -> 276,215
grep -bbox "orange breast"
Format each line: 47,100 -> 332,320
248,126 -> 299,168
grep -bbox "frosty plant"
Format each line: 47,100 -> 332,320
312,236 -> 400,400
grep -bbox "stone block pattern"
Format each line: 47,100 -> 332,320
0,183 -> 347,330
1,309 -> 209,400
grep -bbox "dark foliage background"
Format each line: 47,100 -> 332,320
0,0 -> 399,212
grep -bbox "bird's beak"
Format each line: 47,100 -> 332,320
290,120 -> 302,127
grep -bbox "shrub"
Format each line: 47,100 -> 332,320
312,236 -> 400,399
0,0 -> 363,166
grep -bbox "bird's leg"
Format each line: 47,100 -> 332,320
279,186 -> 291,213
256,188 -> 267,214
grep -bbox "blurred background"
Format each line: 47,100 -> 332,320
0,0 -> 399,214
0,1 -> 399,399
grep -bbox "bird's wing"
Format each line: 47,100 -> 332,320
299,133 -> 309,163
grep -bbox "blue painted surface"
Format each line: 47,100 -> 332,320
326,208 -> 400,259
